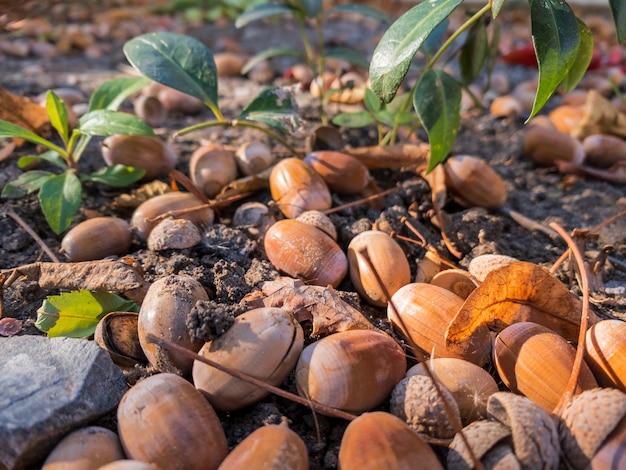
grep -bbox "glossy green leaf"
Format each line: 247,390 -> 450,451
325,47 -> 369,70
609,0 -> 625,43
332,111 -> 374,128
1,170 -> 54,198
35,290 -> 140,338
83,164 -> 146,187
491,0 -> 506,18
369,0 -> 462,103
528,0 -> 580,120
46,90 -> 69,144
326,4 -> 390,22
89,76 -> 151,112
235,3 -> 296,28
241,47 -> 303,74
78,110 -> 154,137
18,150 -> 67,170
419,19 -> 449,59
459,19 -> 489,85
124,32 -> 219,110
299,0 -> 322,18
0,120 -> 66,156
560,19 -> 594,93
413,69 -> 461,172
364,88 -> 382,112
38,170 -> 82,234
238,86 -> 299,133
375,110 -> 397,127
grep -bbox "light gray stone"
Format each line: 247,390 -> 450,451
0,336 -> 128,470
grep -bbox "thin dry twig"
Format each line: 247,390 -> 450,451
3,209 -> 59,262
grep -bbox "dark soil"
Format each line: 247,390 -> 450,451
1,2 -> 625,469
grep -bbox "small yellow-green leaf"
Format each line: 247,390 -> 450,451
332,111 -> 375,128
46,90 -> 69,144
35,290 -> 140,338
78,110 -> 154,137
89,76 -> 151,112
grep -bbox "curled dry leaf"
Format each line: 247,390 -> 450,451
241,276 -> 376,336
570,90 -> 626,140
112,180 -> 172,209
445,261 -> 600,346
0,88 -> 50,144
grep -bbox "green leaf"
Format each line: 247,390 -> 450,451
491,0 -> 506,18
1,170 -> 54,198
326,4 -> 390,23
528,0 -> 580,120
299,0 -> 322,18
35,290 -> 140,338
18,150 -> 67,170
394,110 -> 419,126
84,164 -> 146,187
560,19 -> 594,93
89,76 -> 151,112
364,87 -> 382,112
38,170 -> 82,234
609,0 -> 625,43
123,32 -> 219,111
0,120 -> 66,156
332,111 -> 375,128
413,69 -> 461,172
369,0 -> 462,103
238,86 -> 299,133
459,19 -> 489,86
78,110 -> 155,137
419,19 -> 449,59
241,47 -> 303,75
235,3 -> 296,28
46,90 -> 70,144
374,110 -> 397,127
325,47 -> 370,70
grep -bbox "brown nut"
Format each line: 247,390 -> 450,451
493,321 -> 598,412
156,86 -> 203,115
582,134 -> 626,168
388,283 -> 491,366
548,104 -> 585,133
339,411 -> 444,470
347,230 -> 411,307
444,155 -> 507,208
523,125 -> 585,167
94,312 -> 146,369
585,319 -> 626,391
98,460 -> 156,470
192,307 -> 303,411
133,94 -> 166,128
328,71 -> 366,104
117,373 -> 228,470
214,52 -> 246,77
61,217 -> 132,262
189,143 -> 238,198
102,135 -> 176,181
146,218 -> 202,251
138,275 -> 208,375
430,269 -> 479,300
295,210 -> 337,240
304,150 -> 370,194
131,192 -> 214,241
269,157 -> 331,218
264,218 -> 347,288
295,329 -> 406,414
234,141 -> 275,176
489,95 -> 522,118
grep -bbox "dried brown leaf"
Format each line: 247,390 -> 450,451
241,276 -> 376,335
570,90 -> 626,140
112,180 -> 173,208
555,160 -> 626,185
0,88 -> 50,144
345,143 -> 430,170
445,261 -> 600,346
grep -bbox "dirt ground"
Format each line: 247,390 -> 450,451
1,2 -> 625,468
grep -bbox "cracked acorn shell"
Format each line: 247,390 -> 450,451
443,155 -> 507,208
138,275 -> 208,375
189,143 -> 238,198
193,307 -> 304,411
387,283 -> 491,366
264,218 -> 347,288
493,321 -> 598,412
117,373 -> 228,470
338,411 -> 443,470
94,311 -> 146,368
61,217 -> 132,262
585,319 -> 626,392
347,230 -> 411,307
269,157 -> 331,218
295,329 -> 406,414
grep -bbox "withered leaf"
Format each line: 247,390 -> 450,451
345,143 -> 430,170
555,160 -> 626,185
445,261 -> 600,345
570,90 -> 626,140
242,276 -> 376,336
0,88 -> 50,144
113,179 -> 172,208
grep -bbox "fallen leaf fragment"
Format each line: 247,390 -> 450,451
345,143 -> 430,170
555,160 -> 626,185
570,90 -> 626,140
112,179 -> 172,208
0,88 -> 50,144
0,317 -> 22,336
242,277 -> 376,335
445,261 -> 600,346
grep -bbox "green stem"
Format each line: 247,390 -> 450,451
175,119 -> 301,157
64,130 -> 82,169
205,100 -> 226,122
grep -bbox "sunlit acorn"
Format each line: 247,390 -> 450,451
156,86 -> 203,115
189,143 -> 238,198
133,94 -> 166,127
523,125 -> 585,167
214,52 -> 246,77
304,151 -> 370,194
295,329 -> 406,413
582,134 -> 626,168
347,230 -> 411,307
444,155 -> 507,208
548,105 -> 585,133
489,95 -> 522,118
94,312 -> 146,368
101,135 -> 176,181
269,157 -> 332,219
234,141 -> 275,176
117,373 -> 228,470
61,217 -> 132,262
585,319 -> 626,392
295,210 -> 337,240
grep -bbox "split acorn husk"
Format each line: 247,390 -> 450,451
94,311 -> 146,368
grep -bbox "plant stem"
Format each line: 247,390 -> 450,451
174,119 -> 301,157
204,99 -> 226,121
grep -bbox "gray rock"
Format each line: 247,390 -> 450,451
0,336 -> 128,470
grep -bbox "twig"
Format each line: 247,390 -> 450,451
321,186 -> 401,215
3,209 -> 59,262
